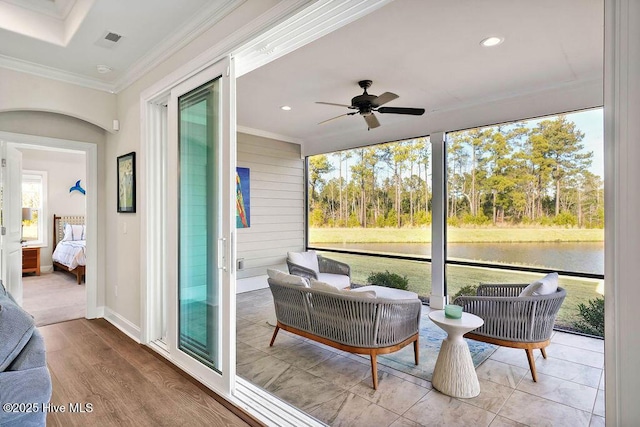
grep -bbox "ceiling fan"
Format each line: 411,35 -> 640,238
316,80 -> 425,130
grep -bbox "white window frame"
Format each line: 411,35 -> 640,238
22,169 -> 47,248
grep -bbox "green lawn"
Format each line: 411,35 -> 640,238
310,227 -> 604,243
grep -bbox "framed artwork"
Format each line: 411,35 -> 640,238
117,152 -> 136,213
236,167 -> 250,228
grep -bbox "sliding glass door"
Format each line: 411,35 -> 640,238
178,79 -> 221,370
167,57 -> 235,392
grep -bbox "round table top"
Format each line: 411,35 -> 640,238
428,310 -> 484,332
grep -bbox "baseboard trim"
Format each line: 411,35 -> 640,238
104,307 -> 141,343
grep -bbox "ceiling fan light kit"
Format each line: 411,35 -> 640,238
316,80 -> 425,130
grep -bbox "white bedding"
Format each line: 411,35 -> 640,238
52,240 -> 86,270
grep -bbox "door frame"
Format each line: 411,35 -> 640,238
142,56 -> 236,394
0,131 -> 99,318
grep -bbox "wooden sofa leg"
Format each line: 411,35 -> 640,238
525,348 -> 538,382
370,352 -> 379,390
269,326 -> 280,347
413,338 -> 419,365
540,347 -> 547,359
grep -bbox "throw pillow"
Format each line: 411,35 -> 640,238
287,250 -> 319,273
267,269 -> 309,287
519,272 -> 559,297
63,223 -> 85,241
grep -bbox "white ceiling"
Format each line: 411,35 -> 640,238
0,0 -> 604,154
237,0 -> 604,155
0,0 -> 243,91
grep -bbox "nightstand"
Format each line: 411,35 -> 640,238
22,246 -> 41,276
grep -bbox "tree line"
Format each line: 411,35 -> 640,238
308,115 -> 604,229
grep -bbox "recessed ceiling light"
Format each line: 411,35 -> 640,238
480,36 -> 504,47
280,105 -> 292,111
96,64 -> 113,74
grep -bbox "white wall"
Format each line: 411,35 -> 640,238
236,132 -> 304,284
104,1 -> 283,328
0,68 -> 116,132
20,148 -> 86,269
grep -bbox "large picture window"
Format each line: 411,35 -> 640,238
445,108 -> 604,331
308,137 -> 432,297
307,108 -> 604,335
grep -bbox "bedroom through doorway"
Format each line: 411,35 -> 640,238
19,146 -> 88,326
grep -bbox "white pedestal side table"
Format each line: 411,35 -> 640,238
428,310 -> 484,398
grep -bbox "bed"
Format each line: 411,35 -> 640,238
52,214 -> 86,284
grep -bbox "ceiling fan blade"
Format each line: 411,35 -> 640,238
378,107 -> 425,116
364,113 -> 380,129
318,112 -> 356,125
373,92 -> 399,106
316,101 -> 353,108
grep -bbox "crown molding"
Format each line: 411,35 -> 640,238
113,0 -> 246,93
0,53 -> 116,92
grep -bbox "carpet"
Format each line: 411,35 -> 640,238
22,272 -> 86,327
366,308 -> 497,382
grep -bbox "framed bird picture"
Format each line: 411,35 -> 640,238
117,152 -> 136,213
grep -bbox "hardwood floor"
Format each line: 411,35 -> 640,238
40,319 -> 261,427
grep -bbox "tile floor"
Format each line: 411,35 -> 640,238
236,288 -> 605,427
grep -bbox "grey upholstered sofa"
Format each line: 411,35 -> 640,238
267,274 -> 422,389
0,281 -> 52,427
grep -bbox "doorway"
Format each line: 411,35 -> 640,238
0,131 -> 99,320
19,146 -> 88,326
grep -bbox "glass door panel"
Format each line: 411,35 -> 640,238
178,79 -> 221,371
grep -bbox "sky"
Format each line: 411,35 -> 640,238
563,108 -> 604,177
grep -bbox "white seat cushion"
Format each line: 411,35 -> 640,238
310,279 -> 376,298
316,273 -> 350,289
287,250 -> 319,273
353,285 -> 418,300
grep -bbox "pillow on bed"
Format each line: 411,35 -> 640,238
63,223 -> 85,241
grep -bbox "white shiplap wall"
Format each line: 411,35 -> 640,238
236,132 -> 305,282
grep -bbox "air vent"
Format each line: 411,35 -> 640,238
104,32 -> 122,43
95,31 -> 124,49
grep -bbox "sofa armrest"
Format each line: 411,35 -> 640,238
375,299 -> 422,346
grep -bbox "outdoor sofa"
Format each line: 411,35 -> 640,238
267,270 -> 422,389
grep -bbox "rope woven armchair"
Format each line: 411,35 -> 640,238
453,283 -> 566,382
287,250 -> 351,289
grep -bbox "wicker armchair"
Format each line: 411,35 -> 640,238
453,284 -> 566,382
287,251 -> 351,289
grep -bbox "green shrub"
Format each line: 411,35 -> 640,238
553,211 -> 578,227
452,284 -> 479,301
367,270 -> 409,290
573,296 -> 604,337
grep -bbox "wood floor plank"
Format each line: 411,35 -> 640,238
41,319 -> 258,427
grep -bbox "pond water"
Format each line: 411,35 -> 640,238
311,241 -> 604,275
